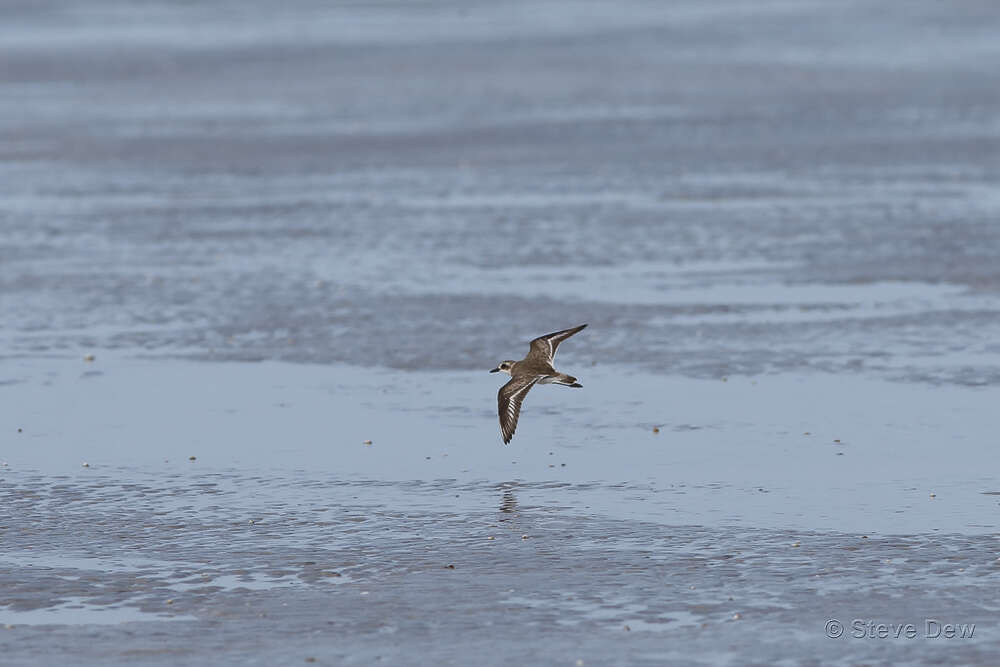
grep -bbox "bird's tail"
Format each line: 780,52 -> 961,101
553,373 -> 582,388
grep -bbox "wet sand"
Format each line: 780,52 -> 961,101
3,0 -> 1000,664
4,359 -> 1000,664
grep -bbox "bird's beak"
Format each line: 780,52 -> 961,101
489,367 -> 500,373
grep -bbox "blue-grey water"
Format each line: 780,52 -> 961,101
3,1 -> 1000,665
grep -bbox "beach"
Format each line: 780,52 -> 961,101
3,1 -> 1000,664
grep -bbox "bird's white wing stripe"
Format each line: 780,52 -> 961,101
529,325 -> 585,364
499,377 -> 539,443
513,379 -> 535,399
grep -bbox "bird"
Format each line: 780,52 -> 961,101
489,324 -> 587,444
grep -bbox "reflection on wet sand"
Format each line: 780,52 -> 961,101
499,486 -> 519,516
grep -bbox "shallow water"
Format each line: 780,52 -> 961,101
4,359 -> 1000,664
4,357 -> 1000,534
3,0 -> 1000,664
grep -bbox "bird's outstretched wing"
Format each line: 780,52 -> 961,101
498,376 -> 540,444
527,324 -> 587,365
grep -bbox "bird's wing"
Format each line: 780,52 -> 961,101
497,376 -> 540,444
527,324 -> 587,365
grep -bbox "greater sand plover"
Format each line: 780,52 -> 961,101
490,324 -> 587,444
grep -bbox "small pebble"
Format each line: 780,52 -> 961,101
929,493 -> 936,498
363,440 -> 372,445
445,564 -> 455,569
732,613 -> 742,620
576,661 -> 584,667
188,456 -> 196,461
624,625 -> 631,631
17,428 -> 22,433
803,431 -> 810,435
487,536 -> 495,540
248,520 -> 255,525
81,462 -> 89,468
521,534 -> 529,540
166,599 -> 174,605
861,535 -> 868,539
305,657 -> 317,663
834,439 -> 841,443
792,541 -> 800,547
83,354 -> 95,362
652,427 -> 659,434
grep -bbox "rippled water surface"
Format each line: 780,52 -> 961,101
3,0 -> 1000,664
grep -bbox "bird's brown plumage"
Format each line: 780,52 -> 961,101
494,324 -> 587,444
497,376 -> 540,444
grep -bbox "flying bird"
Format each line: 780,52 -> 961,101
489,324 -> 587,444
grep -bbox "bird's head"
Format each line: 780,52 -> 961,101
490,360 -> 516,376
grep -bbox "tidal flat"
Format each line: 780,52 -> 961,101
3,0 -> 1000,664
3,360 -> 999,665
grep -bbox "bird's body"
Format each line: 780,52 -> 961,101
490,324 -> 587,444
